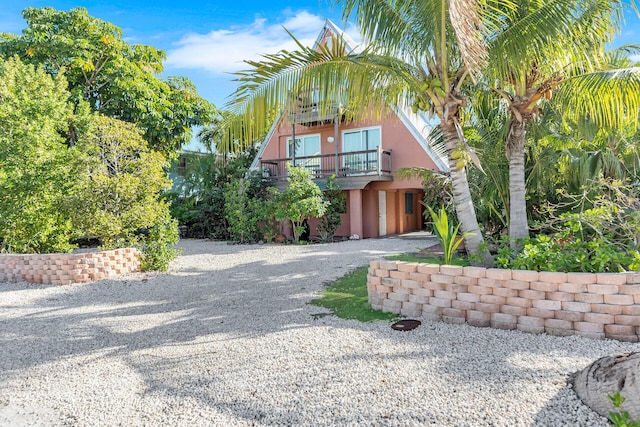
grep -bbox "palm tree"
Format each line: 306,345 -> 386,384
227,0 -> 514,258
485,0 -> 640,244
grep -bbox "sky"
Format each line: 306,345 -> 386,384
1,1 -> 639,149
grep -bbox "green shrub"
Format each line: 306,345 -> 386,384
139,215 -> 181,272
273,165 -> 328,243
317,175 -> 346,242
224,178 -> 265,243
495,233 -> 639,273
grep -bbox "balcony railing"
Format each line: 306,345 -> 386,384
259,147 -> 392,180
289,103 -> 340,126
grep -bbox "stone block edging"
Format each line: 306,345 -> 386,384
368,260 -> 640,342
0,248 -> 141,285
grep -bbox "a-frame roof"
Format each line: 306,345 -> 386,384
251,19 -> 448,172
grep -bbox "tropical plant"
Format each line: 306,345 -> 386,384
273,165 -> 328,243
0,6 -> 215,152
224,178 -> 274,243
317,175 -> 347,242
139,213 -> 181,272
226,0 -> 519,258
426,205 -> 474,265
484,0 -> 640,245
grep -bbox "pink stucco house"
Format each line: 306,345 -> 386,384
251,20 -> 447,239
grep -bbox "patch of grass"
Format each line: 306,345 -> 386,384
310,266 -> 397,322
311,252 -> 469,322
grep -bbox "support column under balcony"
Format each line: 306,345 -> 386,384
349,189 -> 363,238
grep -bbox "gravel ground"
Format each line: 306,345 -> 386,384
1,234 -> 639,426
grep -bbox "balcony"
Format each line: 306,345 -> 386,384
289,103 -> 340,126
259,148 -> 393,190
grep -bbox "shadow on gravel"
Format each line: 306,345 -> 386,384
3,235 -> 622,426
0,237 -> 433,374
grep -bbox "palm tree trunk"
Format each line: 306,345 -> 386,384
506,119 -> 529,244
572,352 -> 640,420
441,121 -> 486,258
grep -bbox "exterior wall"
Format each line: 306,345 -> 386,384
368,260 -> 640,342
0,248 -> 141,285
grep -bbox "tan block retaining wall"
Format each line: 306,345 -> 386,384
368,260 -> 640,342
0,248 -> 141,285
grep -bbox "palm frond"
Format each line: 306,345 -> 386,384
554,67 -> 640,130
488,0 -> 622,87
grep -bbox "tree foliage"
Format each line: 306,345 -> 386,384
0,57 -> 79,253
273,165 -> 328,243
0,6 -> 215,152
317,175 -> 347,242
70,115 -> 173,249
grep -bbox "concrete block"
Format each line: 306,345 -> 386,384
604,294 -> 635,306
463,266 -> 486,278
546,291 -> 574,302
511,270 -> 538,282
532,300 -> 561,311
397,262 -> 418,273
596,273 -> 627,286
530,281 -> 558,292
440,265 -> 464,276
554,310 -> 584,322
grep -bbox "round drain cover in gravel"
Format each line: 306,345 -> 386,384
391,319 -> 421,331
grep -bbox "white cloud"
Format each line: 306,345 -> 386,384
165,10 -> 325,75
630,54 -> 640,63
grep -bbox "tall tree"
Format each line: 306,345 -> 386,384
0,57 -> 80,253
0,7 -> 214,153
486,0 -> 640,244
227,0 -> 515,258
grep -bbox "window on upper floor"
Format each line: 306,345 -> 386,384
286,134 -> 321,174
342,127 -> 382,173
286,134 -> 321,158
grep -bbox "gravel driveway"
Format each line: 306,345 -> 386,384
1,235 -> 639,426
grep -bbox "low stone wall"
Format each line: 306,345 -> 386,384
0,248 -> 141,285
367,260 -> 640,342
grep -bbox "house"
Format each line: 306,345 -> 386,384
251,20 -> 448,239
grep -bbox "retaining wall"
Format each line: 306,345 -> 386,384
0,248 -> 141,285
368,260 -> 640,342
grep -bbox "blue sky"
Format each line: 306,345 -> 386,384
2,1 -> 638,109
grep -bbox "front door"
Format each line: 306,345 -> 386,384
378,191 -> 387,236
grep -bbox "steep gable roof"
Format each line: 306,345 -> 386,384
251,19 -> 448,172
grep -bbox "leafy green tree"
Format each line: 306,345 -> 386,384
70,115 -> 173,249
317,175 -> 346,242
273,165 -> 328,243
0,57 -> 80,253
0,6 -> 215,152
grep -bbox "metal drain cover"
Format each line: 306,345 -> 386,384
391,319 -> 422,331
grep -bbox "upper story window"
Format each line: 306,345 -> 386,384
286,134 -> 321,172
343,127 -> 381,153
286,134 -> 321,158
342,127 -> 382,173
